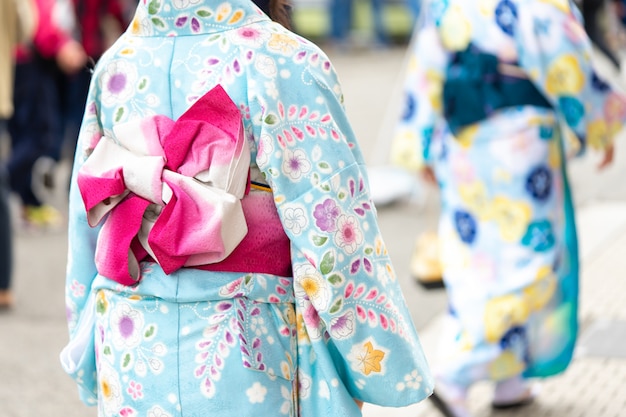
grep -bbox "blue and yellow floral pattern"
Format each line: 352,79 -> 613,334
394,0 -> 626,386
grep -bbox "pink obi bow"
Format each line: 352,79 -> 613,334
77,85 -> 251,285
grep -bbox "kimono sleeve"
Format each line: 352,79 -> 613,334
60,78 -> 105,405
514,1 -> 626,154
391,8 -> 450,171
249,48 -> 434,410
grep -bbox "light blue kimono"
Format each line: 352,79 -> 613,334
60,1 -> 434,416
394,0 -> 626,388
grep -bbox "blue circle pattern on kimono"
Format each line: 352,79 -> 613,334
521,220 -> 556,252
558,96 -> 585,127
591,72 -> 611,92
499,326 -> 530,364
495,0 -> 518,36
403,93 -> 417,122
525,165 -> 552,201
454,210 -> 478,244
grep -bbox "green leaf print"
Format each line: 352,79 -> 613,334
329,297 -> 343,314
197,8 -> 213,17
320,250 -> 335,275
148,0 -> 161,14
337,191 -> 346,200
151,17 -> 166,28
364,247 -> 373,255
264,114 -> 278,125
327,273 -> 344,286
122,353 -> 132,369
138,78 -> 148,91
312,235 -> 328,246
103,346 -> 111,356
114,107 -> 125,123
145,325 -> 155,338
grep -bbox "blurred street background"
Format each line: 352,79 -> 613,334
2,1 -> 626,416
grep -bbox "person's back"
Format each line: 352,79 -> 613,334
395,1 -> 626,416
61,1 -> 435,415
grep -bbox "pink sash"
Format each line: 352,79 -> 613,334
77,85 -> 282,285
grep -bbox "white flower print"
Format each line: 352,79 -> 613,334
148,406 -> 173,417
172,0 -> 202,9
229,26 -> 271,48
98,362 -> 123,415
254,54 -> 278,78
294,264 -> 331,310
318,380 -> 330,399
256,133 -> 274,168
283,206 -> 307,235
264,80 -> 279,100
297,370 -> 312,399
110,302 -> 145,350
396,369 -> 423,391
100,60 -> 137,107
246,382 -> 268,403
279,385 -> 292,415
333,214 -> 364,254
282,148 -> 311,180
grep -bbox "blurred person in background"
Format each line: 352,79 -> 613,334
394,1 -> 626,416
8,0 -> 87,229
0,0 -> 37,309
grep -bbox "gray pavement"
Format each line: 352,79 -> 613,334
1,44 -> 626,417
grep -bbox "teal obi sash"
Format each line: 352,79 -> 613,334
442,44 -> 552,136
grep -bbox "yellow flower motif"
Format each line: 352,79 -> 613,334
493,168 -> 512,184
455,124 -> 478,148
484,294 -> 530,343
586,119 -> 610,150
216,3 -> 232,22
130,17 -> 141,34
228,9 -> 244,24
268,33 -> 299,55
546,54 -> 584,95
440,5 -> 472,51
296,313 -> 310,343
439,230 -> 471,270
488,351 -> 525,380
540,0 -> 571,13
459,181 -> 491,219
490,196 -> 532,243
357,341 -> 385,375
547,133 -> 562,168
96,290 -> 109,314
478,0 -> 497,16
390,130 -> 422,171
424,69 -> 443,112
523,266 -> 557,311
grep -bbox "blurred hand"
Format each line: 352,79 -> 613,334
597,143 -> 615,170
420,165 -> 438,187
56,40 -> 88,75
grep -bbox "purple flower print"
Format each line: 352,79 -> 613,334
314,199 -> 340,232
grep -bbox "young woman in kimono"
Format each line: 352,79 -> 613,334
59,0 -> 435,416
394,0 -> 626,416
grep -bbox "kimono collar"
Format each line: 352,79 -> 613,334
129,0 -> 269,37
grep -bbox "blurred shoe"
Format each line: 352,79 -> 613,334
411,231 -> 444,289
492,376 -> 540,409
31,156 -> 57,204
22,204 -> 63,230
429,379 -> 472,417
0,290 -> 13,310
